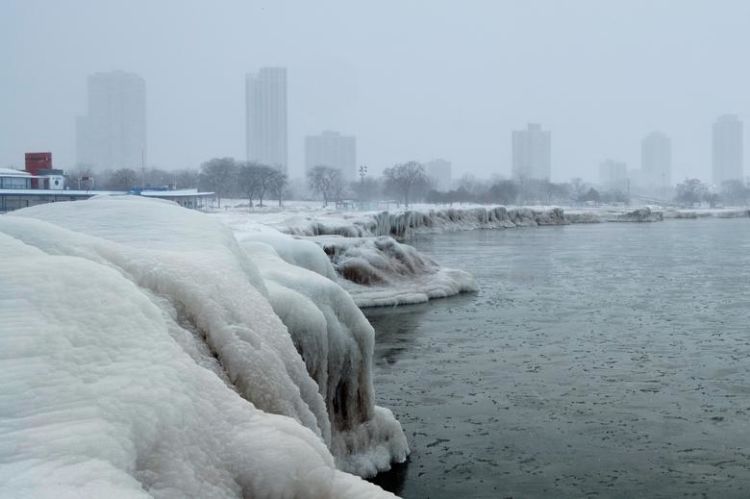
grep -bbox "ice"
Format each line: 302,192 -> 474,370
240,241 -> 408,474
258,206 -> 569,239
220,209 -> 478,307
309,235 -> 477,307
1,197 -> 404,497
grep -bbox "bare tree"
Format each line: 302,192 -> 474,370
199,157 -> 238,208
105,168 -> 139,191
675,178 -> 709,207
237,162 -> 285,208
174,169 -> 199,189
307,165 -> 344,207
267,169 -> 288,207
383,161 -> 429,207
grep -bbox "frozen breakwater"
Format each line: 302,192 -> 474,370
0,197 -> 406,498
282,206 -> 568,239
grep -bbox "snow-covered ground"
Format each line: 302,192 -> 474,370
1,197 -> 406,498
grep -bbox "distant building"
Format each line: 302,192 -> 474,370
304,131 -> 356,181
512,123 -> 551,181
641,132 -> 671,188
246,67 -> 288,174
0,161 -> 213,212
425,159 -> 452,191
76,71 -> 147,170
712,114 -> 743,186
599,159 -> 629,192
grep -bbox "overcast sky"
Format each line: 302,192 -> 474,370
2,0 -> 750,182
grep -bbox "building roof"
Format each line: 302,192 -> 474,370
140,189 -> 214,198
0,168 -> 31,176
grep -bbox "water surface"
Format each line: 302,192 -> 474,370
368,219 -> 750,498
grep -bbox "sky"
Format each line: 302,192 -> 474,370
2,0 -> 750,182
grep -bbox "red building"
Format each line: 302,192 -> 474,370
25,152 -> 53,188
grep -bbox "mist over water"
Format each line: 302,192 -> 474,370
369,219 -> 750,498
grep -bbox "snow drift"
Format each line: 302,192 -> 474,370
0,197 -> 406,498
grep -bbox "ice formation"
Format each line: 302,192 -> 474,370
277,206 -> 568,239
222,214 -> 477,307
310,235 -> 477,307
0,197 -> 405,498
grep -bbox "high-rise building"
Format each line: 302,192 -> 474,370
712,114 -> 743,186
246,67 -> 287,173
599,159 -> 628,191
512,123 -> 551,181
425,159 -> 452,191
304,131 -> 356,181
76,71 -> 146,170
641,131 -> 671,188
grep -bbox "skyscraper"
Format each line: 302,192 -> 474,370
598,159 -> 628,191
246,67 -> 287,174
76,71 -> 146,170
305,131 -> 356,181
512,123 -> 551,181
425,159 -> 452,191
641,131 -> 671,188
712,114 -> 743,186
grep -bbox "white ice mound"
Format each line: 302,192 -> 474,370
312,235 -> 477,307
239,241 -> 409,475
1,196 -> 404,497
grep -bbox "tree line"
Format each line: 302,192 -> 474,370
68,160 -> 750,209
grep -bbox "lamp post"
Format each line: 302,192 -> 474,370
358,165 -> 367,183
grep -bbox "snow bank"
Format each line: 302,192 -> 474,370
310,235 -> 477,307
1,196 -> 404,497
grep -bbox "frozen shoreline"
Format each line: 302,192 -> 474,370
214,202 -> 748,307
1,197 -> 406,498
217,201 -> 749,240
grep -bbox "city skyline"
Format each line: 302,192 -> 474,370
4,1 -> 750,183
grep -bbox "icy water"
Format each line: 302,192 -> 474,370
367,219 -> 750,499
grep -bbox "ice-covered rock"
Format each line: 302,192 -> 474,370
1,196 -> 405,497
609,207 -> 663,222
312,235 -> 477,307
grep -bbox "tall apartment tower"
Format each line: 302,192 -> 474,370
425,159 -> 452,191
246,67 -> 288,174
512,123 -> 551,181
712,114 -> 743,186
641,131 -> 672,188
76,71 -> 146,170
599,159 -> 629,191
304,130 -> 356,181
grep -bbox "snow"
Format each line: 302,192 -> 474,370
1,196 -> 404,498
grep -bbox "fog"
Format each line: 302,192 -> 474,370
2,0 -> 750,181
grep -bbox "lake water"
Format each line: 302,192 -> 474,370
367,218 -> 750,498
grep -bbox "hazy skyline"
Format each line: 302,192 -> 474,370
3,0 -> 750,182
